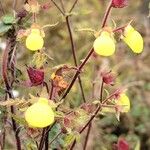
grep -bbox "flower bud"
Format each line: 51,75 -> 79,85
112,0 -> 128,8
117,138 -> 129,150
101,71 -> 116,85
27,67 -> 44,86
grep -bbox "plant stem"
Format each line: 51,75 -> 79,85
39,82 -> 55,150
68,0 -> 114,149
10,106 -> 21,150
69,0 -> 78,13
100,80 -> 104,102
83,72 -> 103,150
83,64 -> 97,150
70,104 -> 101,150
51,0 -> 86,102
59,0 -> 113,102
61,48 -> 94,101
83,122 -> 92,150
101,0 -> 112,28
51,0 -> 65,16
2,40 -> 21,150
38,128 -> 46,150
65,16 -> 86,102
60,0 -> 65,12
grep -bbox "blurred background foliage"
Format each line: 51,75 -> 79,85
0,0 -> 150,149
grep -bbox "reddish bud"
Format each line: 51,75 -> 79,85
41,2 -> 51,10
17,9 -> 27,18
112,0 -> 128,8
117,138 -> 129,150
27,67 -> 44,86
61,127 -> 68,134
63,117 -> 71,128
101,71 -> 116,85
113,88 -> 125,99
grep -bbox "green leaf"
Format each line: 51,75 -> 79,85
64,131 -> 80,148
49,123 -> 64,149
0,21 -> 12,36
2,15 -> 15,24
64,133 -> 76,147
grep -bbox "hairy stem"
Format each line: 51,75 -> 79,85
2,40 -> 21,150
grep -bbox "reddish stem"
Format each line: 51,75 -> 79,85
2,40 -> 21,150
65,16 -> 86,102
83,123 -> 92,150
101,0 -> 113,28
61,0 -> 113,102
61,48 -> 94,101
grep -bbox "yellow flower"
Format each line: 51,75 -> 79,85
25,97 -> 54,128
122,25 -> 143,53
101,93 -> 130,113
26,28 -> 44,51
93,31 -> 116,56
117,94 -> 130,113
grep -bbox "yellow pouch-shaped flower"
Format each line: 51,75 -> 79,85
93,31 -> 116,56
25,98 -> 54,128
122,25 -> 143,53
26,28 -> 44,51
117,94 -> 130,113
